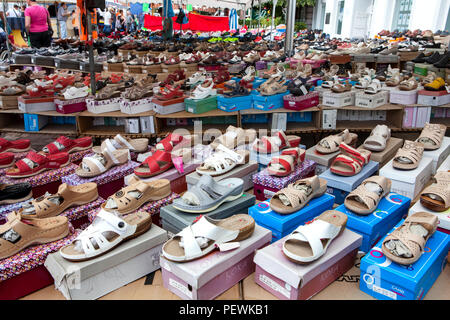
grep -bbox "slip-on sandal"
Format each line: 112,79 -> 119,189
42,136 -> 92,155
161,214 -> 255,262
0,152 -> 14,168
267,147 -> 305,177
0,212 -> 69,260
382,212 -> 438,265
331,81 -> 352,93
252,130 -> 301,154
59,209 -> 152,262
416,123 -> 446,151
17,183 -> 98,219
155,133 -> 197,152
330,143 -> 371,176
196,144 -> 249,176
316,129 -> 358,154
172,175 -> 244,213
393,140 -> 424,170
76,148 -> 129,178
210,125 -> 257,150
364,79 -> 382,94
134,148 -> 191,178
344,176 -> 392,215
399,77 -> 418,91
0,137 -> 31,153
102,176 -> 171,214
420,171 -> 450,212
282,210 -> 347,264
6,151 -> 70,178
363,124 -> 391,152
92,134 -> 149,154
269,175 -> 327,214
0,183 -> 32,205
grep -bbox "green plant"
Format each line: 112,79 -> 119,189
295,21 -> 307,31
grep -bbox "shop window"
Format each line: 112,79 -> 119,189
336,0 -> 345,34
392,0 -> 413,31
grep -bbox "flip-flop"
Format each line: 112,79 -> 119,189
344,176 -> 391,215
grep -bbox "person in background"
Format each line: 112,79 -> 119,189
57,2 -> 69,39
102,8 -> 111,35
125,9 -> 135,34
110,8 -> 116,32
47,1 -> 57,17
7,4 -> 21,18
25,0 -> 52,48
71,8 -> 80,37
116,9 -> 124,32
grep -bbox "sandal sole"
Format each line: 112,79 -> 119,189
172,192 -> 243,213
0,191 -> 33,205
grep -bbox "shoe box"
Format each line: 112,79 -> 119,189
217,94 -> 254,112
437,153 -> 450,172
389,88 -> 419,105
18,96 -> 55,113
253,92 -> 288,111
24,113 -> 48,131
359,221 -> 450,300
422,136 -> 450,174
283,92 -> 319,111
322,91 -> 355,108
185,95 -> 218,114
358,137 -> 403,169
305,147 -> 340,175
355,90 -> 389,109
417,90 -> 450,106
55,96 -> 87,114
409,200 -> 450,234
160,224 -> 271,300
86,97 -> 121,113
334,193 -> 410,252
152,96 -> 187,114
120,96 -> 154,114
402,106 -> 431,128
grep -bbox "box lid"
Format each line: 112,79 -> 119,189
160,225 -> 272,289
152,96 -> 187,106
417,90 -> 449,96
320,161 -> 379,192
422,136 -> 450,164
186,161 -> 258,186
305,146 -> 339,167
185,95 -> 217,106
379,157 -> 433,184
217,94 -> 253,104
254,228 -> 362,288
44,225 -> 168,284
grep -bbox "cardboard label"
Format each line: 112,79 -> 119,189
169,278 -> 193,298
446,85 -> 450,94
259,274 -> 290,298
263,189 -> 275,198
372,284 -> 397,300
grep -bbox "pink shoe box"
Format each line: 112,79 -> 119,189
389,88 -> 418,105
402,107 -> 417,128
55,97 -> 87,114
252,159 -> 316,201
302,59 -> 326,69
253,228 -> 362,300
283,92 -> 319,111
160,225 -> 272,300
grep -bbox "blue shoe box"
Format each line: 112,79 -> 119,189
253,92 -> 288,111
287,112 -> 312,122
334,193 -> 411,252
217,94 -> 253,112
248,193 -> 335,242
319,160 -> 379,205
252,77 -> 267,89
24,114 -> 48,132
360,222 -> 450,300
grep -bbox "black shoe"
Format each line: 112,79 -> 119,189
0,183 -> 32,205
433,51 -> 450,68
412,52 -> 426,63
424,52 -> 441,64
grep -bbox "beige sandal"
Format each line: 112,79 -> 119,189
382,212 -> 438,265
269,175 -> 327,214
331,81 -> 352,93
316,129 -> 358,154
92,134 -> 149,154
210,125 -> 257,150
393,140 -> 424,170
399,77 -> 418,91
344,176 -> 391,215
76,148 -> 129,178
416,123 -> 446,151
420,171 -> 450,212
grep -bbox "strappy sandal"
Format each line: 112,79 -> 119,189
210,125 -> 257,150
162,214 -> 255,262
259,80 -> 287,96
252,130 -> 301,154
364,79 -> 382,94
416,123 -> 446,151
282,210 -> 347,264
269,175 -> 327,214
267,147 -> 305,177
0,212 -> 69,260
17,183 -> 98,219
355,75 -> 372,89
399,77 -> 418,91
331,143 -> 371,176
223,82 -> 251,97
393,140 -> 424,170
155,85 -> 184,101
331,81 -> 352,93
59,209 -> 152,261
344,176 -> 391,215
316,129 -> 358,154
155,133 -> 197,152
134,148 -> 190,178
420,171 -> 450,212
0,137 -> 30,153
42,136 -> 93,155
382,212 -> 438,265
363,125 -> 391,152
321,75 -> 339,89
6,151 -> 70,178
172,175 -> 244,213
385,74 -> 402,87
102,178 -> 171,214
93,134 -> 149,154
76,148 -> 129,178
196,144 -> 249,176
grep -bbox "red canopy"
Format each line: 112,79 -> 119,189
144,13 -> 230,32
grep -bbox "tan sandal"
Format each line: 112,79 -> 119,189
259,80 -> 287,96
269,175 -> 327,214
382,212 -> 438,265
416,123 -> 446,151
393,140 -> 424,170
344,176 -> 391,215
210,125 -> 257,150
331,81 -> 352,93
399,77 -> 418,91
76,148 -> 129,178
420,171 -> 450,212
0,212 -> 69,260
92,134 -> 149,154
316,129 -> 358,154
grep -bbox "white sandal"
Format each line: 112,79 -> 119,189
365,79 -> 382,94
196,144 -> 249,176
363,124 -> 391,152
355,75 -> 372,89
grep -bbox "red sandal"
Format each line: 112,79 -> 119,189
267,147 -> 305,176
213,70 -> 230,84
330,143 -> 371,176
253,130 -> 301,154
134,150 -> 173,178
27,85 -> 55,98
156,85 -> 184,100
0,138 -> 30,153
42,136 -> 93,155
6,151 -> 70,178
0,152 -> 15,168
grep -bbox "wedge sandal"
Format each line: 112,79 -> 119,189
6,151 -> 70,178
42,136 -> 92,155
330,143 -> 371,176
344,176 -> 391,215
92,134 -> 149,154
162,214 -> 255,262
282,210 -> 347,264
269,175 -> 327,214
0,152 -> 14,168
252,130 -> 301,154
393,140 -> 424,170
76,148 -> 129,178
0,138 -> 31,153
419,171 -> 450,212
382,212 -> 438,265
196,145 -> 249,176
416,123 -> 446,151
267,147 -> 305,177
363,125 -> 391,152
316,129 -> 358,154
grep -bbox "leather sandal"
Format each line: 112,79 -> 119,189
363,125 -> 391,152
331,143 -> 371,176
76,148 -> 129,178
316,129 -> 358,154
6,151 -> 70,178
393,140 -> 424,170
267,147 -> 305,177
344,176 -> 391,215
420,171 -> 450,212
416,123 -> 446,150
252,130 -> 301,154
42,136 -> 92,155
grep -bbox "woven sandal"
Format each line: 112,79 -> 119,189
196,144 -> 249,176
363,125 -> 391,152
6,151 -> 70,178
253,130 -> 301,154
331,143 -> 371,176
393,140 -> 424,170
344,176 -> 391,215
416,123 -> 446,151
420,171 -> 450,212
92,134 -> 149,154
267,147 -> 305,177
269,175 -> 327,214
316,129 -> 358,154
42,136 -> 93,155
76,148 -> 129,178
162,214 -> 255,262
382,212 -> 438,265
282,210 -> 347,264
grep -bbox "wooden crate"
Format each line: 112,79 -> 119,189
0,95 -> 19,109
329,54 -> 351,64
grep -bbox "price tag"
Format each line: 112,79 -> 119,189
446,85 -> 450,94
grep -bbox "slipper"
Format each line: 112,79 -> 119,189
0,138 -> 31,153
316,129 -> 358,154
282,210 -> 347,264
269,175 -> 327,214
17,183 -> 98,219
0,183 -> 32,205
330,143 -> 371,176
6,151 -> 70,178
196,144 -> 249,176
42,136 -> 93,155
161,214 -> 255,262
267,147 -> 305,177
419,171 -> 450,212
0,212 -> 69,260
172,175 -> 244,213
92,134 -> 149,154
101,178 -> 171,214
210,125 -> 257,150
59,209 -> 152,262
344,176 -> 392,215
0,152 -> 14,168
252,130 -> 301,154
363,125 -> 391,152
416,123 -> 446,151
76,148 -> 129,178
382,212 -> 438,265
393,140 -> 424,170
